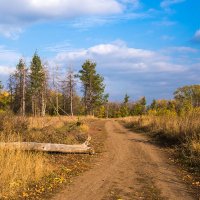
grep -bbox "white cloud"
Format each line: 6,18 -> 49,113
50,41 -> 186,73
0,65 -> 15,75
160,0 -> 186,9
193,29 -> 200,42
0,0 -> 123,22
164,46 -> 198,53
44,41 -> 71,53
0,46 -> 21,75
0,0 -> 142,38
0,25 -> 22,39
0,47 -> 21,63
69,12 -> 147,30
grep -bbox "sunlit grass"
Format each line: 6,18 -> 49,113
0,114 -> 91,199
122,109 -> 200,169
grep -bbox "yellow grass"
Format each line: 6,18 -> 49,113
28,116 -> 78,129
121,109 -> 200,168
122,109 -> 200,141
0,114 -> 93,199
190,140 -> 200,155
28,115 -> 95,129
0,148 -> 51,199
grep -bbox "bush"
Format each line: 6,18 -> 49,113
0,112 -> 29,135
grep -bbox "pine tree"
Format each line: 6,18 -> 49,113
78,60 -> 106,115
29,52 -> 47,116
8,59 -> 27,115
124,94 -> 129,104
16,59 -> 26,116
150,99 -> 157,110
140,96 -> 146,107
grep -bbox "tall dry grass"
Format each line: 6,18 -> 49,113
28,116 -> 78,129
28,115 -> 94,130
0,113 -> 91,199
0,113 -> 53,199
0,148 -> 50,198
122,109 -> 200,169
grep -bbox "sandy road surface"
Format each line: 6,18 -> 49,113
52,120 -> 196,200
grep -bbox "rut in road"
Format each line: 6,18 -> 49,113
52,120 -> 195,200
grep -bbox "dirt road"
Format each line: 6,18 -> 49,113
52,120 -> 196,200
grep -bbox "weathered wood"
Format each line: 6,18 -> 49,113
0,136 -> 94,154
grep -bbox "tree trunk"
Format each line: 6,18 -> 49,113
41,92 -> 46,117
56,89 -> 59,115
32,97 -> 35,116
22,68 -> 26,116
70,79 -> 73,116
0,137 -> 93,154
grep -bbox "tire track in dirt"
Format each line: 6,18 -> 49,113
52,120 -> 196,200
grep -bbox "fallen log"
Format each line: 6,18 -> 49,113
0,136 -> 94,154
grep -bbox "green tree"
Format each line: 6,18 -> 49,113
124,94 -> 129,104
139,96 -> 146,107
11,59 -> 27,115
174,85 -> 200,107
131,96 -> 146,115
150,99 -> 157,110
29,52 -> 47,116
0,81 -> 10,111
78,60 -> 106,115
120,94 -> 130,117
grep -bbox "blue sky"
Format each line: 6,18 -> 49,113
0,0 -> 199,102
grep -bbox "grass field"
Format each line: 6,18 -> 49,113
0,114 -> 105,199
121,109 -> 200,172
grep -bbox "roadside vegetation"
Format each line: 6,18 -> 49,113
120,85 -> 200,191
0,53 -> 109,199
122,109 -> 200,169
0,114 -> 107,199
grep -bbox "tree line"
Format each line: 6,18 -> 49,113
0,53 -> 107,116
0,52 -> 199,117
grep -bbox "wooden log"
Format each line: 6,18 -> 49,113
0,136 -> 94,154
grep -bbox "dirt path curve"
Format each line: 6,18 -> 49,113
52,120 -> 196,200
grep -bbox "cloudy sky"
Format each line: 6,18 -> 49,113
0,0 -> 199,102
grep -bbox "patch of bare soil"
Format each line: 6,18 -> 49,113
52,120 -> 196,200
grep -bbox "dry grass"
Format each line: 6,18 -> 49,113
122,110 -> 200,142
28,115 -> 94,130
29,116 -> 77,130
0,148 -> 51,199
0,113 -> 92,199
0,114 -> 52,199
121,109 -> 200,170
